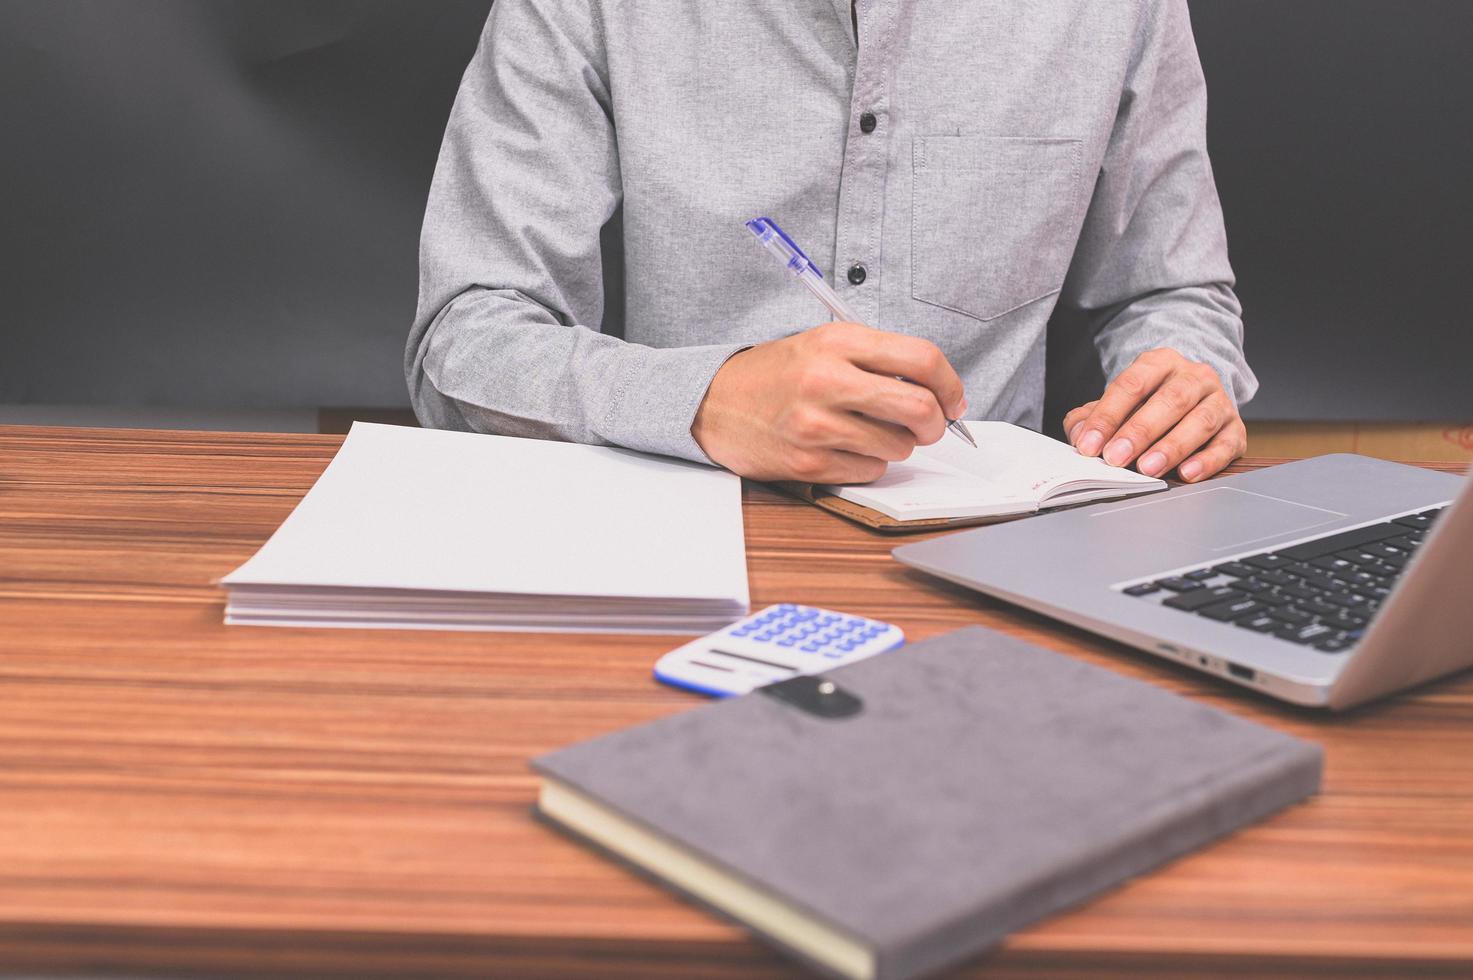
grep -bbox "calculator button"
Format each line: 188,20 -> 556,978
801,642 -> 822,652
823,650 -> 845,658
777,639 -> 797,647
778,604 -> 796,612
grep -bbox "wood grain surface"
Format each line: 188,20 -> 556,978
0,425 -> 1470,979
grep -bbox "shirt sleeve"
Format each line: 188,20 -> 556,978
1057,0 -> 1259,406
404,0 -> 746,463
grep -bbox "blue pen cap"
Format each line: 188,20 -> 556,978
746,217 -> 820,278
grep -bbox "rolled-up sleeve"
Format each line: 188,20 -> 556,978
1058,0 -> 1258,406
404,0 -> 745,462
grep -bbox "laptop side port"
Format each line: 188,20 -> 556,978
1227,662 -> 1256,682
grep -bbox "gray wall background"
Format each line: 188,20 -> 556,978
1,0 -> 1469,421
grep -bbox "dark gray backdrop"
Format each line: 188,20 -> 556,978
2,0 -> 1468,419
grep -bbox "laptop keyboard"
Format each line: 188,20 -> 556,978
1124,507 -> 1445,653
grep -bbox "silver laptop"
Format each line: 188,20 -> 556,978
893,454 -> 1472,709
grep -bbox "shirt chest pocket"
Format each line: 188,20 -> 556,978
911,136 -> 1085,322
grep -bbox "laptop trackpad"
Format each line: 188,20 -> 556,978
1092,487 -> 1346,554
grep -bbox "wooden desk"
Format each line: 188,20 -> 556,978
1,425 -> 1470,978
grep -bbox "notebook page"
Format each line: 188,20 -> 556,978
918,423 -> 1161,497
826,447 -> 1023,521
827,422 -> 1162,521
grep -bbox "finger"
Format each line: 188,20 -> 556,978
785,446 -> 889,485
1134,392 -> 1236,478
828,412 -> 919,462
1063,401 -> 1098,446
1100,371 -> 1218,469
834,372 -> 948,445
780,403 -> 917,462
836,328 -> 967,420
1176,419 -> 1247,483
1074,355 -> 1175,457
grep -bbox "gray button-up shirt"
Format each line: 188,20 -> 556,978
407,0 -> 1256,463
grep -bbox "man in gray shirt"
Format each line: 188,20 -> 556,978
406,0 -> 1256,485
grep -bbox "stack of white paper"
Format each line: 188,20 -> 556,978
221,423 -> 750,634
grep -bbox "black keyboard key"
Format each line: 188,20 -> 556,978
1361,542 -> 1407,559
1303,597 -> 1343,616
1163,586 -> 1240,611
1275,622 -> 1338,645
1298,571 -> 1341,592
1236,613 -> 1280,633
1313,635 -> 1356,653
1213,562 -> 1257,579
1384,534 -> 1422,551
1309,556 -> 1358,575
1155,577 -> 1202,592
1254,590 -> 1291,607
1124,582 -> 1161,596
1244,554 -> 1292,571
1199,597 -> 1265,621
1185,568 -> 1217,581
1277,583 -> 1318,602
1338,549 -> 1383,568
1258,570 -> 1298,587
1277,522 -> 1404,561
1268,605 -> 1313,625
1393,513 -> 1434,531
1323,610 -> 1369,631
1229,577 -> 1272,594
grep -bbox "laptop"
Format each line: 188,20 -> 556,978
892,454 -> 1472,709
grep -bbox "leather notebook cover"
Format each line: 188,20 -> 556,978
771,481 -> 1013,533
532,627 -> 1323,980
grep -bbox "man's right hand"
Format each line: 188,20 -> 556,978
691,321 -> 967,484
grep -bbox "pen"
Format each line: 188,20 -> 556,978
745,217 -> 977,449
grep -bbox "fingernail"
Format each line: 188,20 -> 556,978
1068,422 -> 1084,446
1078,430 -> 1104,456
1103,438 -> 1133,467
1179,459 -> 1202,481
1139,451 -> 1167,476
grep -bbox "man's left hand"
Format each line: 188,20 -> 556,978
1064,348 -> 1246,483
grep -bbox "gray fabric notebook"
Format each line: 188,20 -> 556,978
532,627 -> 1322,980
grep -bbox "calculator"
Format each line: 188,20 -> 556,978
654,604 -> 904,697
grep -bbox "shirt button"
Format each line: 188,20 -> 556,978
859,111 -> 877,134
847,263 -> 867,285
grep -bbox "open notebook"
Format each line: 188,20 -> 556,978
781,421 -> 1164,530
